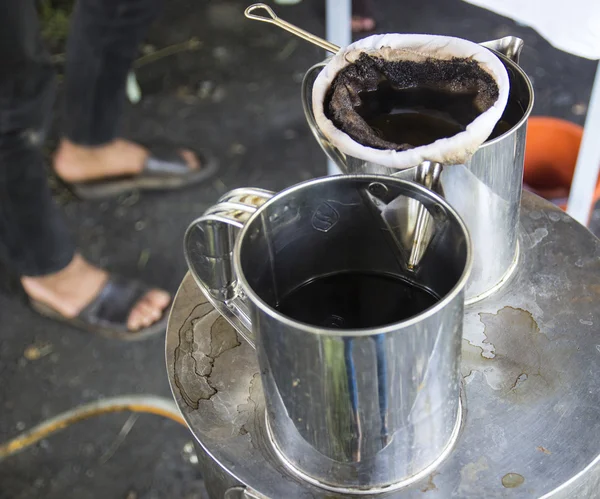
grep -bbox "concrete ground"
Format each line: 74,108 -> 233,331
0,0 -> 598,498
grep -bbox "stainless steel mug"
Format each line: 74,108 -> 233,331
302,37 -> 534,303
184,175 -> 472,493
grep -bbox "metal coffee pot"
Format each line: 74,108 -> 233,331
302,37 -> 534,303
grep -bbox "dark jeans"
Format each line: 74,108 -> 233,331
0,0 -> 162,276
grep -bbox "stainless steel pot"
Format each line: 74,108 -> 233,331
302,37 -> 534,302
184,175 -> 472,493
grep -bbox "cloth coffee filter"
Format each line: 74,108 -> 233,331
312,34 -> 510,169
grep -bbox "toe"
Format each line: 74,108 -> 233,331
144,289 -> 171,310
127,302 -> 154,331
126,290 -> 170,331
127,308 -> 144,331
138,301 -> 161,321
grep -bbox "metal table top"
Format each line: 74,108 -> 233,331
166,191 -> 600,498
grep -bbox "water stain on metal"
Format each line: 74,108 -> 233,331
420,471 -> 438,492
570,282 -> 600,304
530,228 -> 548,247
548,212 -> 561,222
510,373 -> 528,391
174,299 -> 241,409
502,472 -> 525,488
456,457 -> 489,495
236,373 -> 261,445
461,341 -> 485,379
537,446 -> 551,455
461,307 -> 573,400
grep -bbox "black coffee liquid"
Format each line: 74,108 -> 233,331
488,96 -> 524,140
275,271 -> 439,329
356,82 -> 475,146
355,81 -> 523,146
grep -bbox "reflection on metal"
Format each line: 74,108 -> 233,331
407,162 -> 443,270
480,36 -> 524,65
167,193 -> 600,498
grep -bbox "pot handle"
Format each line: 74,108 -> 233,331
480,36 -> 524,64
301,61 -> 349,172
404,161 -> 445,270
184,188 -> 274,346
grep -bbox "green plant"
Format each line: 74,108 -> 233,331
39,0 -> 74,48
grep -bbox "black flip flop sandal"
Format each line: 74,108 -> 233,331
28,274 -> 170,341
69,145 -> 218,200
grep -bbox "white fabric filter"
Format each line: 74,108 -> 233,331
312,34 -> 510,170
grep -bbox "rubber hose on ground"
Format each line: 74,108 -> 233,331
0,395 -> 186,461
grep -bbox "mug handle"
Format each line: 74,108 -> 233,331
301,61 -> 349,172
184,188 -> 274,347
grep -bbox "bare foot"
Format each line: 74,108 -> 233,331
54,138 -> 199,184
21,254 -> 171,331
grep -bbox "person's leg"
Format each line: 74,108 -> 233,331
0,0 -> 170,332
0,0 -> 74,276
65,0 -> 164,147
54,0 -> 198,184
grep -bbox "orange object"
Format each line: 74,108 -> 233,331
524,116 -> 600,211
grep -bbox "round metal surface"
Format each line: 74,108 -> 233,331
166,192 -> 600,498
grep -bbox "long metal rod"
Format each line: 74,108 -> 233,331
567,61 -> 600,225
245,3 -> 341,54
244,2 -> 347,175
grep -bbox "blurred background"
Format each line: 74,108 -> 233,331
0,0 -> 597,498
